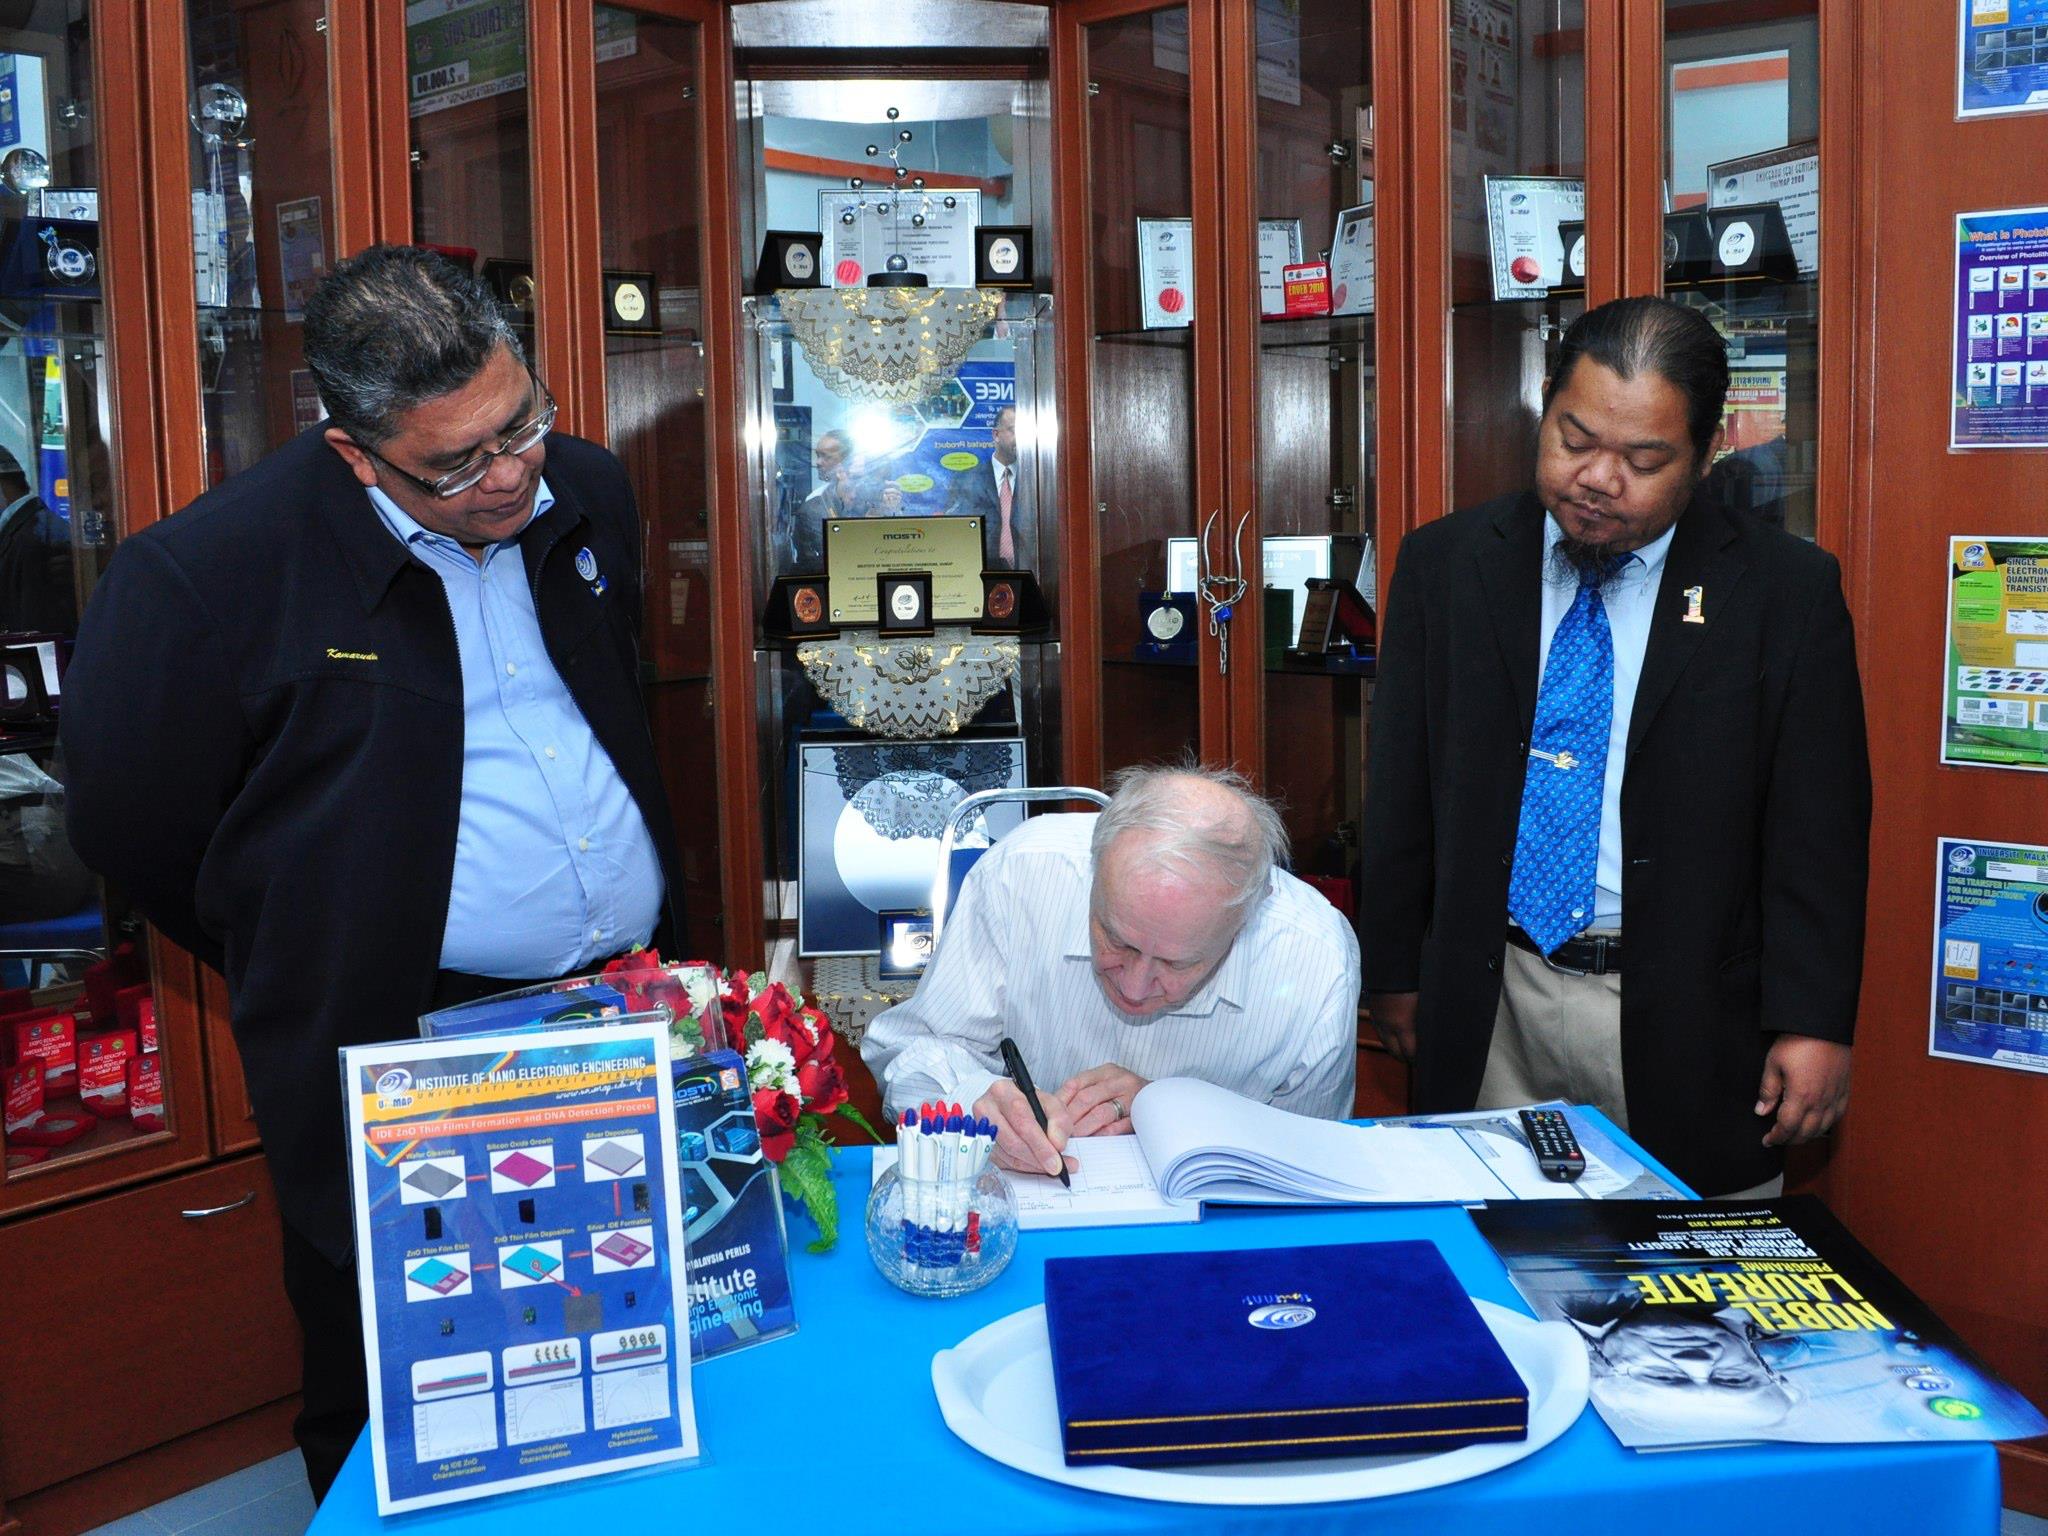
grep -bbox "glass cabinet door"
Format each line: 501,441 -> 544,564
1659,0 -> 1819,538
1447,0 -> 1586,512
591,6 -> 724,957
186,0 -> 335,483
1083,4 -> 1209,777
0,4 -> 169,1189
1241,0 -> 1376,919
407,0 -> 538,347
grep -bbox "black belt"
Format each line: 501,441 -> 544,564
1506,926 -> 1622,976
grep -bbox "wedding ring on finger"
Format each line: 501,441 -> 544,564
1109,1096 -> 1126,1122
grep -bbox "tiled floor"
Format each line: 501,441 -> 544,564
81,1452 -> 313,1536
74,1454 -> 2048,1536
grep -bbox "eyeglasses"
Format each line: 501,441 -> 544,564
361,367 -> 557,499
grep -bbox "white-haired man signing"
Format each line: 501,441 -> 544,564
860,765 -> 1361,1177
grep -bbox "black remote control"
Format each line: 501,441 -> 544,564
1519,1108 -> 1586,1181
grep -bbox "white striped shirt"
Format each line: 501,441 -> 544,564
860,814 -> 1360,1121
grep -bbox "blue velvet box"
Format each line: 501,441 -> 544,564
1042,1240 -> 1527,1468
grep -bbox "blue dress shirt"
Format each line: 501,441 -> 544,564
369,480 -> 664,976
1536,513 -> 1676,926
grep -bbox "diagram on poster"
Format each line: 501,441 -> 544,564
1931,839 -> 2048,1075
1941,536 -> 2048,771
343,1022 -> 697,1515
1949,208 -> 2048,449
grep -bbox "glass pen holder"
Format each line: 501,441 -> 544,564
865,1162 -> 1019,1298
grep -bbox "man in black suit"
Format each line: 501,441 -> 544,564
944,403 -> 1024,567
62,245 -> 683,1500
1360,296 -> 1870,1199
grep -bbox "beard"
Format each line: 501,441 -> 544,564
1548,535 -> 1628,590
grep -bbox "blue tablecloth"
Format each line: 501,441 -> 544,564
309,1118 -> 2001,1534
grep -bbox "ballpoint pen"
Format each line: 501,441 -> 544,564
998,1036 -> 1070,1189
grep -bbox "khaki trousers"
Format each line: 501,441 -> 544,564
1477,940 -> 1783,1200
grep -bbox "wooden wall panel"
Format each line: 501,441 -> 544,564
1816,0 -> 2048,1506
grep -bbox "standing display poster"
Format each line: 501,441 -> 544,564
343,1021 -> 698,1514
1931,838 -> 2048,1075
1958,0 -> 2048,118
275,196 -> 325,320
1941,536 -> 2048,769
1949,207 -> 2048,449
1706,142 -> 1819,277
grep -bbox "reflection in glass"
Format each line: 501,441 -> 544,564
187,0 -> 334,483
1088,6 -> 1201,774
1449,0 -> 1586,511
0,4 -> 160,1175
1254,0 -> 1375,912
1663,0 -> 1819,538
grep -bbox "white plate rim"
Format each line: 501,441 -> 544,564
930,1297 -> 1589,1506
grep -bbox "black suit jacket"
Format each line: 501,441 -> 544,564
944,459 -> 1022,569
62,427 -> 683,1263
1359,491 -> 1871,1195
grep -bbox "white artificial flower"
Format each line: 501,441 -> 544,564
747,1038 -> 797,1093
682,969 -> 718,1017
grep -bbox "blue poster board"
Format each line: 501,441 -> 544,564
342,1022 -> 698,1514
1949,207 -> 2048,449
1930,838 -> 2048,1075
1958,0 -> 2048,118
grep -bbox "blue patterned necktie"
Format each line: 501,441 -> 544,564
1508,564 -> 1615,954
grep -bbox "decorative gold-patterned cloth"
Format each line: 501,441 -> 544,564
806,955 -> 913,1049
777,286 -> 1001,403
796,626 -> 1020,739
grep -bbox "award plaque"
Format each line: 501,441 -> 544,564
1704,202 -> 1797,282
603,269 -> 660,334
1256,218 -> 1304,316
1661,211 -> 1713,285
974,225 -> 1034,289
1554,219 -> 1588,294
977,570 -> 1023,632
876,570 -> 935,637
876,909 -> 936,981
482,257 -> 536,318
1329,205 -> 1375,316
0,218 -> 101,299
1706,141 -> 1818,277
754,229 -> 824,292
825,515 -> 985,624
764,575 -> 837,639
1137,592 -> 1198,659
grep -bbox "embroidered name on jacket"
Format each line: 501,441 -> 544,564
325,648 -> 380,661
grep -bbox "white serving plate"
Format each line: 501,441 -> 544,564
930,1298 -> 1587,1506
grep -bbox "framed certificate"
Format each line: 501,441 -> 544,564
1257,218 -> 1303,315
818,189 -> 981,289
1137,217 -> 1194,329
1482,175 -> 1585,300
1329,205 -> 1375,316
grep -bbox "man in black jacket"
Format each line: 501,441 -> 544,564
61,245 -> 683,1500
1360,297 -> 1870,1199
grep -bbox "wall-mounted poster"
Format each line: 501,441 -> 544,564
798,738 -> 1026,955
1958,0 -> 2048,119
1942,536 -> 2048,770
1931,838 -> 2048,1075
1949,206 -> 2048,449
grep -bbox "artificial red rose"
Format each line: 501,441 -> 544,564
719,971 -> 754,1044
796,1054 -> 847,1116
601,948 -> 666,1013
753,981 -> 800,1036
752,1087 -> 801,1162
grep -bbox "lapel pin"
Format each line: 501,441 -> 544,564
574,546 -> 598,582
1682,584 -> 1705,624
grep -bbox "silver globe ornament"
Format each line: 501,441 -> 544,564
190,81 -> 249,145
865,143 -> 879,157
943,195 -> 958,210
886,107 -> 901,120
911,214 -> 926,228
0,147 -> 50,195
886,253 -> 910,272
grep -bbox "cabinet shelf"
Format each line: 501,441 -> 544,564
1109,648 -> 1374,678
1256,312 -> 1376,351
